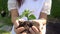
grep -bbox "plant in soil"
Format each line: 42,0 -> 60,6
16,10 -> 40,34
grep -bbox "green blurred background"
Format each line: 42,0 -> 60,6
51,0 -> 60,18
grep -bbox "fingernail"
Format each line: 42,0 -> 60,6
32,26 -> 39,32
21,27 -> 25,29
32,26 -> 35,28
29,28 -> 32,31
20,27 -> 25,31
29,28 -> 31,30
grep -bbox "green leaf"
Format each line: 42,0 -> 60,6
28,14 -> 36,20
22,10 -> 32,17
18,9 -> 36,20
22,10 -> 29,17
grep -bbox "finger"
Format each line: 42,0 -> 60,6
29,28 -> 35,34
14,20 -> 19,28
30,20 -> 41,25
21,32 -> 27,34
15,27 -> 25,33
16,19 -> 25,25
31,20 -> 43,30
15,19 -> 25,28
32,19 -> 46,25
32,26 -> 40,34
19,19 -> 25,22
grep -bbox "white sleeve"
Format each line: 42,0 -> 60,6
41,0 -> 52,15
8,0 -> 18,11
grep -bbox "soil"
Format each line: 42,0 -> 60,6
17,21 -> 40,34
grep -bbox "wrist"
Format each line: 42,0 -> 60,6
11,16 -> 19,24
39,18 -> 47,25
40,18 -> 47,21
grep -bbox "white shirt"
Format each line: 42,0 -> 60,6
8,0 -> 52,15
18,0 -> 45,19
8,0 -> 52,20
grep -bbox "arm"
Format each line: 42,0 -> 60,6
29,0 -> 52,34
39,0 -> 52,24
8,0 -> 25,34
10,9 -> 19,24
8,0 -> 19,24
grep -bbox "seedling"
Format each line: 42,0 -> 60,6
17,9 -> 36,20
16,9 -> 40,34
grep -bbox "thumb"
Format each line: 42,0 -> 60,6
14,19 -> 25,28
14,19 -> 19,28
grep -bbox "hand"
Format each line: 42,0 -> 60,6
14,19 -> 25,34
29,19 -> 47,34
29,26 -> 40,34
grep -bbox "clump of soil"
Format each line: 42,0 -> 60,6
17,21 -> 40,34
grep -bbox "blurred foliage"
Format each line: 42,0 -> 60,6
0,30 -> 10,34
51,0 -> 60,18
0,0 -> 8,16
0,0 -> 12,26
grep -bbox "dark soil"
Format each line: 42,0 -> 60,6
17,21 -> 40,34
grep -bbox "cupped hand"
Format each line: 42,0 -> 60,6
14,19 -> 25,34
29,19 -> 46,34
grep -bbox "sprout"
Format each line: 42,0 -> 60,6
18,9 -> 36,20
